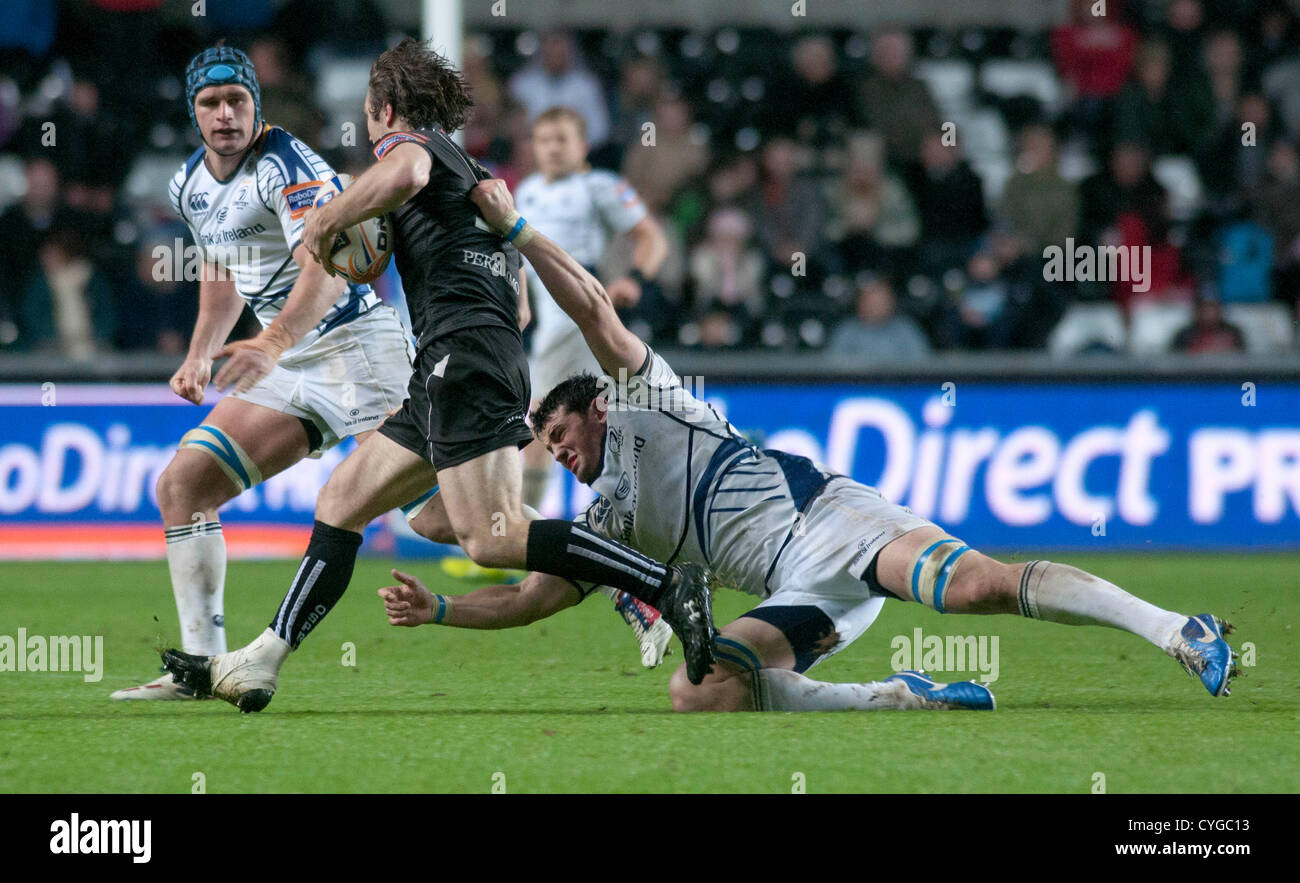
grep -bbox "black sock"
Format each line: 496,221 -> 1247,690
525,520 -> 672,608
270,520 -> 363,649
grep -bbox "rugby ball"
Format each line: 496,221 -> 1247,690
311,175 -> 393,284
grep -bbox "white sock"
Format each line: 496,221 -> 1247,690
754,669 -> 915,711
1020,561 -> 1185,651
163,522 -> 227,655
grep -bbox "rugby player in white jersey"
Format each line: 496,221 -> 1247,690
374,176 -> 1242,712
111,45 -> 416,700
513,106 -> 673,667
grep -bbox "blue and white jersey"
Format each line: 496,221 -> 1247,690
168,125 -> 381,361
515,168 -> 647,353
577,349 -> 835,598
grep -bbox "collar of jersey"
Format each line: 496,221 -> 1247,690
202,123 -> 270,184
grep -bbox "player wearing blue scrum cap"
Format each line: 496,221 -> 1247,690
110,43 -> 422,701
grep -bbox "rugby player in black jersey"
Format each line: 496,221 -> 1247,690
161,39 -> 715,712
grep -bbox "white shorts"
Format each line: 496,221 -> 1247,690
530,325 -> 601,402
741,479 -> 933,671
232,305 -> 414,453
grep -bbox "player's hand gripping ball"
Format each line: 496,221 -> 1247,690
311,176 -> 393,284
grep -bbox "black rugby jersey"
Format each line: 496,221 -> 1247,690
372,128 -> 522,347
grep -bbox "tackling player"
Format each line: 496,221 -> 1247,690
514,105 -> 672,666
111,45 -> 415,700
373,176 -> 1240,713
161,39 -> 715,713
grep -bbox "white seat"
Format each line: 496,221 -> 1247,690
1058,144 -> 1098,182
315,59 -> 373,115
972,155 -> 1013,204
1263,58 -> 1300,144
122,152 -> 189,209
1224,302 -> 1294,354
1151,155 -> 1204,222
913,59 -> 975,117
962,109 -> 1010,163
979,60 -> 1062,112
1129,300 -> 1193,356
0,154 -> 25,212
1048,302 -> 1127,358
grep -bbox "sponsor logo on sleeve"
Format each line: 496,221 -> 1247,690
283,181 -> 324,219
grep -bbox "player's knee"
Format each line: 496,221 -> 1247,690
948,556 -> 1012,612
668,663 -> 738,712
455,530 -> 508,569
156,459 -> 225,517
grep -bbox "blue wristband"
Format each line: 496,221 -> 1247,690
432,594 -> 449,624
504,215 -> 527,242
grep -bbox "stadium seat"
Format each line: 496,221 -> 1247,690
1263,57 -> 1300,142
1059,143 -> 1099,182
1224,302 -> 1294,354
960,109 -> 1011,163
972,154 -> 1013,204
123,153 -> 190,209
913,59 -> 976,117
1047,302 -> 1127,358
314,58 -> 373,117
0,154 -> 24,211
1151,156 -> 1204,223
978,59 -> 1061,112
1128,300 -> 1193,356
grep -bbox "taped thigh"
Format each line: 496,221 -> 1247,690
907,536 -> 972,614
179,425 -> 264,493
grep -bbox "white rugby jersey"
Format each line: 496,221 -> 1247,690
515,168 -> 647,351
168,126 -> 381,360
577,349 -> 836,598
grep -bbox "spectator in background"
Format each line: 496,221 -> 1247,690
0,158 -> 70,328
1246,0 -> 1300,84
855,28 -> 940,166
1171,295 -> 1245,353
999,124 -> 1079,255
463,37 -> 515,168
609,55 -> 665,154
1079,139 -> 1167,246
509,31 -> 610,152
0,0 -> 56,91
1160,0 -> 1209,80
248,36 -> 323,148
908,130 -> 988,274
1051,0 -> 1137,145
114,230 -> 198,354
16,231 -> 114,358
761,35 -> 861,148
827,276 -> 929,365
670,150 -> 760,245
1200,92 -> 1279,217
1255,139 -> 1300,308
1112,40 -> 1211,156
688,207 -> 766,347
754,137 -> 827,267
1202,30 -> 1246,135
832,132 -> 919,276
622,94 -> 709,215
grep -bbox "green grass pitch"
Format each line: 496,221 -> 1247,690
1,553 -> 1296,793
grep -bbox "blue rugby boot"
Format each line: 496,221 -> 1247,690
1170,614 -> 1239,697
885,670 -> 996,710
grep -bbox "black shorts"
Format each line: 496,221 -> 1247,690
379,324 -> 534,470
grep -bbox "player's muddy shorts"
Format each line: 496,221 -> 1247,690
231,305 -> 413,454
738,479 -> 934,672
380,324 -> 535,471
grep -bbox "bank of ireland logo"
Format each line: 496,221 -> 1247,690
615,472 -> 631,500
189,191 -> 210,212
215,207 -> 229,225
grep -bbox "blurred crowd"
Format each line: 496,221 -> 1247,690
1,0 -> 1299,364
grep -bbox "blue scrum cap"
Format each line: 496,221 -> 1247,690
185,45 -> 261,131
